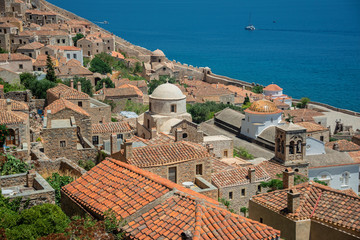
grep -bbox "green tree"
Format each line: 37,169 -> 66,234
95,77 -> 115,91
46,173 -> 74,206
0,155 -> 30,176
63,77 -> 93,96
313,178 -> 328,186
296,97 -> 310,109
89,57 -> 112,75
252,85 -> 263,94
133,62 -> 143,74
285,113 -> 295,123
240,207 -> 248,217
45,54 -> 57,83
72,33 -> 84,47
243,93 -> 250,105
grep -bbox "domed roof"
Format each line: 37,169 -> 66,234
246,100 -> 281,114
263,84 -> 283,91
150,83 -> 185,100
153,49 -> 165,56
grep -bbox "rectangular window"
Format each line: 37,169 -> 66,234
171,104 -> 177,113
67,53 -> 70,58
149,103 -> 152,111
229,192 -> 233,200
223,150 -> 228,158
257,185 -> 261,192
62,39 -> 65,43
260,218 -> 263,223
19,64 -> 23,69
60,141 -> 66,147
320,136 -> 324,142
196,164 -> 203,175
73,54 -> 77,58
168,167 -> 177,183
57,39 -> 60,44
241,189 -> 246,196
92,136 -> 99,145
78,101 -> 82,107
117,134 -> 123,139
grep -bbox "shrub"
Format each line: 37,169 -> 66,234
72,33 -> 84,47
124,100 -> 148,115
252,85 -> 263,94
95,77 -> 115,91
89,57 -> 112,75
0,155 -> 30,176
63,77 -> 93,97
45,173 -> 74,206
78,159 -> 95,171
233,147 -> 254,160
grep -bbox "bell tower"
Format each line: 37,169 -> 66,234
274,123 -> 309,176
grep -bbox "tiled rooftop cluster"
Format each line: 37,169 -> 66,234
45,98 -> 90,117
92,121 -> 132,134
63,158 -> 281,239
47,83 -> 90,100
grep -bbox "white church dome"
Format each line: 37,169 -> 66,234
150,83 -> 185,100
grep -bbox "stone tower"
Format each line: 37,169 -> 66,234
274,123 -> 309,176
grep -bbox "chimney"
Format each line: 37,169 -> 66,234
6,99 -> 11,111
123,140 -> 133,159
248,167 -> 255,183
26,169 -> 36,187
175,128 -> 183,142
287,189 -> 301,213
283,168 -> 295,189
70,79 -> 74,88
151,127 -> 157,139
102,116 -> 106,123
206,144 -> 214,154
333,142 -> 339,151
77,81 -> 82,92
110,133 -> 117,154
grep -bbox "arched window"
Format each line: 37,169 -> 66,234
277,138 -> 281,152
342,172 -> 350,186
281,141 -> 285,154
296,140 -> 302,153
182,133 -> 188,139
289,141 -> 295,154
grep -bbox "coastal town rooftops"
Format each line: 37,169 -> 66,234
120,141 -> 211,168
150,83 -> 185,100
295,121 -> 328,132
44,98 -> 90,117
212,166 -> 271,188
55,65 -> 93,77
47,83 -> 90,100
49,45 -> 82,51
25,9 -> 59,16
251,181 -> 360,233
245,100 -> 282,115
0,99 -> 29,111
263,84 -> 283,91
325,140 -> 360,152
0,53 -> 32,62
62,158 -> 280,240
17,41 -> 44,50
92,121 -> 133,134
283,109 -> 324,123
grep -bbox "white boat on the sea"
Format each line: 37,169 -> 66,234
245,13 -> 255,31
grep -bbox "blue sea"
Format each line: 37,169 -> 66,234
49,0 -> 360,112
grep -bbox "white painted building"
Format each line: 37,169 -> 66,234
305,137 -> 326,156
241,100 -> 283,139
57,46 -> 83,66
263,84 -> 292,107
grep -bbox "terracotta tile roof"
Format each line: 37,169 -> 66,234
211,158 -> 236,174
113,79 -> 147,89
33,54 -> 57,67
92,121 -> 133,134
40,23 -> 70,31
124,141 -> 211,168
251,182 -> 360,233
0,53 -> 32,62
0,111 -> 28,124
118,84 -> 143,97
341,189 -> 359,198
63,158 -> 280,240
325,140 -> 360,152
283,109 -> 324,123
65,59 -> 82,67
296,121 -> 328,132
31,30 -> 70,36
0,84 -> 3,89
212,166 -> 271,188
111,51 -> 124,59
17,41 -> 44,50
348,151 -> 360,164
47,83 -> 90,100
44,98 -> 90,117
52,45 -> 81,51
0,99 -> 28,111
263,84 -> 283,91
55,65 -> 93,77
0,22 -> 17,28
257,160 -> 287,179
96,87 -> 141,98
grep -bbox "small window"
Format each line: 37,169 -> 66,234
108,47 -> 110,50
257,185 -> 261,192
45,51 -> 48,55
182,133 -> 188,139
241,189 -> 245,196
57,39 -> 60,44
60,141 -> 66,147
62,39 -> 65,43
78,101 -> 82,107
73,54 -> 77,58
117,134 -> 123,139
67,54 -> 71,58
196,164 -> 203,175
99,121 -> 103,124
149,103 -> 152,111
92,136 -> 99,145
168,167 -> 177,183
229,192 -> 233,200
19,64 -> 23,69
260,218 -> 263,223
171,104 -> 177,113
163,67 -> 166,71
320,136 -> 324,142
224,150 -> 228,158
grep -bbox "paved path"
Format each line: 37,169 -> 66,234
200,120 -> 274,159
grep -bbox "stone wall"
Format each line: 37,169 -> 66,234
86,99 -> 111,124
0,173 -> 27,188
5,90 -> 32,102
33,157 -> 86,177
170,120 -> 204,144
0,69 -> 20,85
310,220 -> 359,240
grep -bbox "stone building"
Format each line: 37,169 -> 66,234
169,119 -> 204,143
214,107 -> 244,135
44,97 -> 92,140
42,116 -> 97,162
249,178 -> 360,240
0,67 -> 20,85
77,32 -> 115,57
39,45 -> 83,65
283,108 -> 327,127
0,99 -> 30,154
137,83 -> 192,139
61,158 -> 281,239
0,170 -> 55,208
25,10 -> 64,25
16,41 -> 44,58
113,78 -> 148,94
91,121 -> 135,147
0,53 -> 33,73
203,135 -> 233,158
296,121 -> 330,143
46,83 -> 111,124
143,49 -> 179,80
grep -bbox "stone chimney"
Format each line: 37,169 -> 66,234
248,167 -> 255,183
123,140 -> 133,159
77,81 -> 82,92
175,128 -> 183,142
206,144 -> 214,154
283,168 -> 295,189
151,127 -> 157,139
6,99 -> 11,111
110,133 -> 117,154
333,142 -> 339,151
26,169 -> 36,187
70,79 -> 74,88
287,189 -> 301,213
